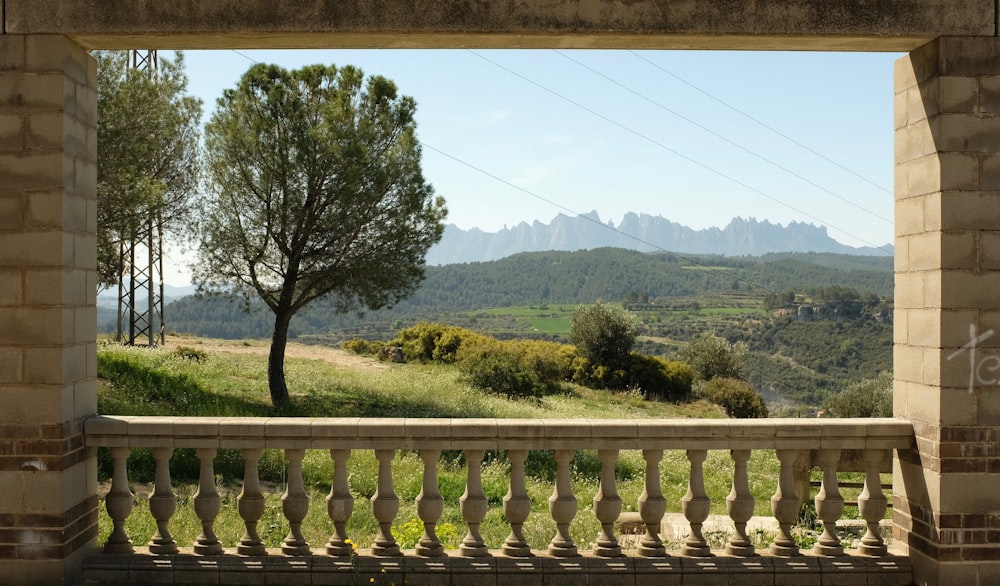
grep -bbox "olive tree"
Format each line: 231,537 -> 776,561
570,301 -> 637,370
196,64 -> 447,406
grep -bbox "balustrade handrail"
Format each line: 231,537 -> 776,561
83,415 -> 917,585
85,415 -> 915,450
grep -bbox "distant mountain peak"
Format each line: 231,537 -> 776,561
426,212 -> 890,265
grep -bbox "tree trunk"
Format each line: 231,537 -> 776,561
268,309 -> 292,407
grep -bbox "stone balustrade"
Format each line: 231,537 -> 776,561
82,416 -> 915,585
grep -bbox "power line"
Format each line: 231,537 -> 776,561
628,50 -> 893,196
555,50 -> 891,225
467,50 -> 892,256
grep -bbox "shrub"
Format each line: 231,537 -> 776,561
458,340 -> 541,399
681,332 -> 748,382
825,371 -> 892,417
505,339 -> 574,390
701,377 -> 768,418
173,346 -> 208,362
625,352 -> 693,401
570,301 -> 637,370
342,338 -> 376,355
391,322 -> 488,363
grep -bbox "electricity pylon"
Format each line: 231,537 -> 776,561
116,50 -> 165,347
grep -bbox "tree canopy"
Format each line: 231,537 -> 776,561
96,51 -> 202,289
196,63 -> 446,405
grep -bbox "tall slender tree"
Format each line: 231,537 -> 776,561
96,51 -> 202,289
196,63 -> 446,406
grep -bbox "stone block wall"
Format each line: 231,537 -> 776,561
0,35 -> 98,585
894,36 -> 1000,585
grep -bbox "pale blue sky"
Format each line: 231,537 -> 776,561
166,49 -> 902,283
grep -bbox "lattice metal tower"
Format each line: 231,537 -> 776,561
116,50 -> 165,347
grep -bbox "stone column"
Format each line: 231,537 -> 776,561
894,36 -> 1000,586
0,35 -> 98,585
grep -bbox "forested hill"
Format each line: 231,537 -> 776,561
159,248 -> 892,340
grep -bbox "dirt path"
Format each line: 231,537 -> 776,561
165,334 -> 389,370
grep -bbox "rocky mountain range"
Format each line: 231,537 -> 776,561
425,212 -> 891,265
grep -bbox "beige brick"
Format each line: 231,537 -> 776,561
908,152 -> 977,198
940,191 -> 1000,230
895,235 -> 910,273
25,112 -> 65,151
0,385 -> 66,424
0,269 -> 23,306
0,114 -> 23,151
907,82 -> 933,125
26,190 -> 63,228
941,269 -> 1000,309
892,378 -> 907,417
894,271 -> 925,310
894,344 -> 925,384
0,307 -> 65,345
0,36 -> 26,71
73,157 -> 96,199
906,309 -> 941,347
74,379 -> 97,419
893,90 -> 908,130
980,232 -> 1000,269
979,75 -> 1000,114
0,347 -> 23,383
895,123 -> 929,166
923,270 -> 943,307
24,269 -> 62,306
0,230 -> 64,266
894,308 -> 909,344
894,161 -> 909,200
940,231 -> 978,270
0,151 -> 65,190
933,113 -> 1000,153
0,190 -> 24,228
895,195 -> 926,237
894,54 -> 919,94
938,473 -> 1000,513
908,231 -> 941,271
23,346 -> 64,385
62,270 -> 88,307
26,36 -> 89,87
939,76 -> 978,113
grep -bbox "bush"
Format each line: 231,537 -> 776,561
391,322 -> 488,363
681,332 -> 748,382
625,352 -> 693,401
825,371 -> 892,417
342,338 -> 378,355
701,377 -> 768,418
570,301 -> 637,370
458,340 -> 542,399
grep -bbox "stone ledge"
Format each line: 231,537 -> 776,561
82,549 -> 913,586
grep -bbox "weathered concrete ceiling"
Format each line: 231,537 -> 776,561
5,0 -> 996,52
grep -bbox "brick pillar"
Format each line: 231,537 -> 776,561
894,37 -> 1000,586
0,36 -> 98,585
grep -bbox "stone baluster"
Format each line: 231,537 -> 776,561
104,447 -> 134,554
416,449 -> 445,557
769,449 -> 800,556
593,449 -> 623,557
681,449 -> 711,557
813,449 -> 845,556
237,448 -> 266,555
193,447 -> 223,554
326,449 -> 355,556
637,449 -> 666,557
148,447 -> 178,554
281,448 -> 311,555
858,449 -> 888,556
372,449 -> 401,556
726,449 -> 756,556
502,449 -> 532,557
548,449 -> 578,557
460,449 -> 489,557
